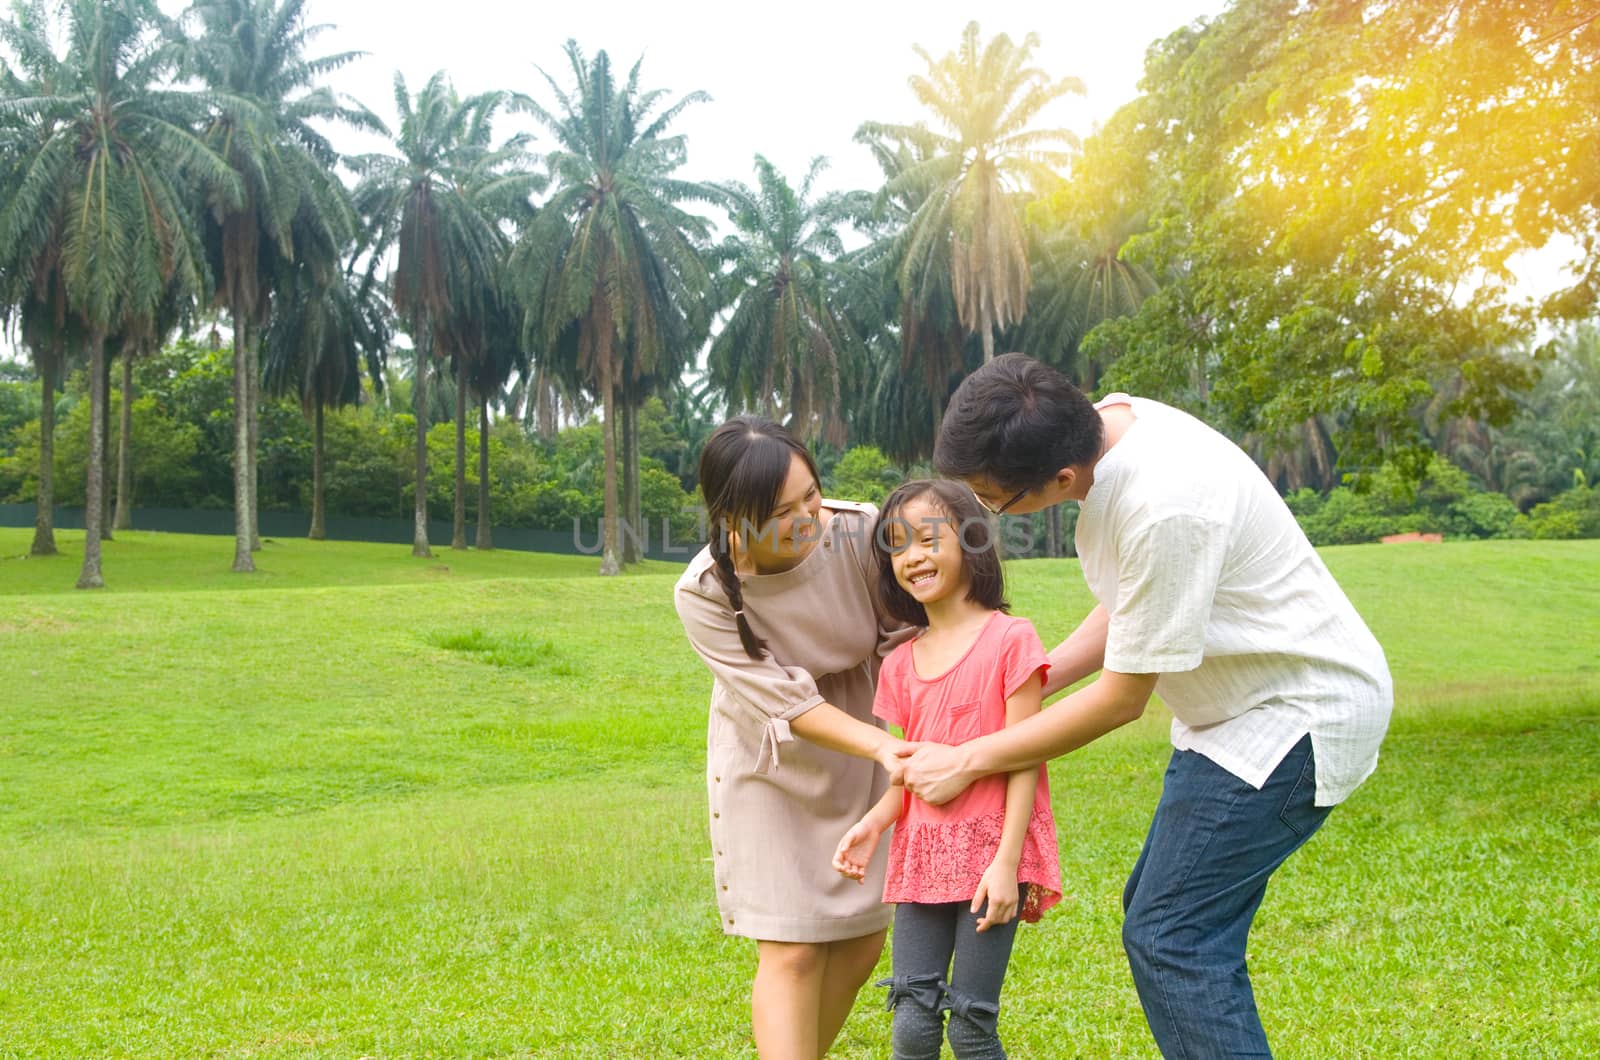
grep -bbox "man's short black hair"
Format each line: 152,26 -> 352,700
934,353 -> 1104,492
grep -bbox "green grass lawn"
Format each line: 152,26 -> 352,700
2,529 -> 1598,1058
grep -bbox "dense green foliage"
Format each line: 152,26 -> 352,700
4,4 -> 1599,585
0,340 -> 700,539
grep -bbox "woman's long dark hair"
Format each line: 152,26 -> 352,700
698,416 -> 821,659
873,479 -> 1009,627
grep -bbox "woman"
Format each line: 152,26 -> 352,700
674,416 -> 912,1059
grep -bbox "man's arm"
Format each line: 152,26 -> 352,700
896,669 -> 1158,805
1041,604 -> 1108,697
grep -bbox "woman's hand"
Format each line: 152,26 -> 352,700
832,818 -> 883,883
971,859 -> 1020,932
874,736 -> 916,781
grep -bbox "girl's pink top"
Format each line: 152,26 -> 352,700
874,611 -> 1062,921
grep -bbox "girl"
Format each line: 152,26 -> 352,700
833,480 -> 1061,1060
674,417 -> 914,1060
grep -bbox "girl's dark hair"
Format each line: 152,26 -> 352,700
698,416 -> 821,659
873,479 -> 1009,627
934,352 -> 1105,492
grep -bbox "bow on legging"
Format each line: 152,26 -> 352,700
876,974 -> 944,1013
941,987 -> 1001,1035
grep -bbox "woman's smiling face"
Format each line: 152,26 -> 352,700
738,452 -> 823,571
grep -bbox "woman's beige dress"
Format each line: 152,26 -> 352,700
674,503 -> 909,942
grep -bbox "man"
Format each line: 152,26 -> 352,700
897,353 -> 1392,1057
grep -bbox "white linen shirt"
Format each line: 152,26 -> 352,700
1075,396 -> 1393,805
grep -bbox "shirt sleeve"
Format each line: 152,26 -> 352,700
673,581 -> 825,722
1001,618 -> 1052,700
872,647 -> 908,729
1103,514 -> 1229,675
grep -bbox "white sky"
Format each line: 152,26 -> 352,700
313,0 -> 1229,196
0,0 -> 1581,362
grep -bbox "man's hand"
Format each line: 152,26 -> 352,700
895,742 -> 974,805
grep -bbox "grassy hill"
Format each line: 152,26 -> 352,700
2,529 -> 1597,1057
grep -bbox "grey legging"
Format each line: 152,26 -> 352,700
876,887 -> 1028,1060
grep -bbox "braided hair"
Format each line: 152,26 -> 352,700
698,416 -> 821,659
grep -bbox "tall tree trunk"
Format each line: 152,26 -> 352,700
412,322 -> 433,558
231,311 -> 255,573
452,370 -> 468,549
30,352 -> 58,556
629,398 -> 643,561
536,363 -> 557,440
1047,503 -> 1062,559
621,389 -> 640,565
114,349 -> 134,531
99,353 -> 113,541
248,333 -> 261,550
596,321 -> 621,577
980,302 -> 995,364
309,401 -> 326,540
476,395 -> 493,550
76,330 -> 108,589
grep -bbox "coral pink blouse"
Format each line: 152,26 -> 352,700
874,612 -> 1062,921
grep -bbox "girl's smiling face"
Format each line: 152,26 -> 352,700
885,496 -> 968,606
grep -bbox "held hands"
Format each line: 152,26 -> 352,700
895,742 -> 971,805
832,818 -> 883,883
876,737 -> 916,783
971,859 -> 1021,933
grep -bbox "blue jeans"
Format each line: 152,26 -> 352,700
1122,735 -> 1331,1059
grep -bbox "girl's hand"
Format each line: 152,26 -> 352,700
972,860 -> 1020,932
832,819 -> 882,883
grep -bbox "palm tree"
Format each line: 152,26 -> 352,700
707,155 -> 864,444
858,21 -> 1081,363
511,42 -> 714,575
0,4 -> 71,557
1019,207 -> 1159,391
850,134 -> 971,452
184,0 -> 375,571
0,0 -> 240,588
262,257 -> 389,539
353,73 -> 517,558
433,110 -> 538,551
111,282 -> 187,530
464,284 -> 526,551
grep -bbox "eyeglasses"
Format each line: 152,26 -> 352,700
977,486 -> 1030,517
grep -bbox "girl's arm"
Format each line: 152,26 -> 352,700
971,673 -> 1045,932
832,784 -> 903,882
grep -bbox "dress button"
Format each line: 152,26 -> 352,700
715,776 -> 721,782
713,812 -> 721,819
728,918 -> 736,925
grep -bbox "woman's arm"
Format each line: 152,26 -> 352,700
790,702 -> 909,772
971,674 -> 1044,931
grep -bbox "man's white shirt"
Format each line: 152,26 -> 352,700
1075,396 -> 1393,805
